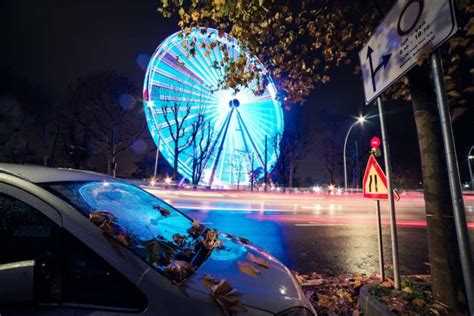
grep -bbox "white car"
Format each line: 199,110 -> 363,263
0,164 -> 315,316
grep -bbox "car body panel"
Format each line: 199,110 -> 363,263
185,235 -> 308,314
0,164 -> 315,315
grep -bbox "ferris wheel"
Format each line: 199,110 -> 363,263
143,28 -> 284,186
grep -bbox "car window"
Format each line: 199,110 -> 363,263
60,228 -> 147,311
44,181 -> 208,274
0,193 -> 60,265
0,193 -> 147,311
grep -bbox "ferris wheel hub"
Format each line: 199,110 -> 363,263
229,99 -> 240,108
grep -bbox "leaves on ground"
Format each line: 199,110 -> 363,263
298,271 -> 456,316
246,253 -> 270,269
237,261 -> 260,277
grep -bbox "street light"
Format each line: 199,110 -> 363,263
343,115 -> 366,192
468,146 -> 474,189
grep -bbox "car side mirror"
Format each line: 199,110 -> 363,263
0,260 -> 35,304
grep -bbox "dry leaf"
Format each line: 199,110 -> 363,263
238,261 -> 260,277
412,298 -> 425,306
202,229 -> 218,249
247,253 -> 270,269
172,233 -> 187,246
89,210 -> 116,226
210,279 -> 246,316
202,274 -> 220,288
117,232 -> 130,246
164,260 -> 194,283
187,219 -> 204,238
153,205 -> 171,217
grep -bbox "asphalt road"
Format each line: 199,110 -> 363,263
145,188 -> 474,276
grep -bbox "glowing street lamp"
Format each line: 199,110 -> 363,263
343,115 -> 366,192
165,177 -> 172,184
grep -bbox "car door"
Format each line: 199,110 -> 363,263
0,183 -> 73,315
0,184 -> 148,315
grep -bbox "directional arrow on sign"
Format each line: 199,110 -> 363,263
367,46 -> 391,93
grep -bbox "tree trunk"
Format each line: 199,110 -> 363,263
289,160 -> 294,188
48,124 -> 59,167
408,66 -> 466,312
173,145 -> 179,180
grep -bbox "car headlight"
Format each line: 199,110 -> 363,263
276,307 -> 314,316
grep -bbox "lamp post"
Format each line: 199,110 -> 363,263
468,145 -> 474,189
343,115 -> 366,192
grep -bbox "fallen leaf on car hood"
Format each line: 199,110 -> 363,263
247,253 -> 270,269
201,275 -> 245,315
237,261 -> 260,277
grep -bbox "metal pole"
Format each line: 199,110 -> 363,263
153,141 -> 160,179
251,153 -> 254,192
264,135 -> 268,192
431,50 -> 474,314
355,141 -> 359,190
376,199 -> 385,281
468,146 -> 474,189
377,97 -> 401,289
343,122 -> 357,191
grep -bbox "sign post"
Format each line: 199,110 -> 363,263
431,50 -> 474,314
363,142 -> 400,283
375,199 -> 385,281
377,98 -> 401,289
359,0 -> 465,295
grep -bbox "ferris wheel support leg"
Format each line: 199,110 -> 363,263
235,110 -> 265,167
209,108 -> 234,187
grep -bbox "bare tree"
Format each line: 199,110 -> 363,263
320,110 -> 344,186
0,97 -> 24,149
189,114 -> 213,188
161,101 -> 194,180
69,72 -> 145,176
273,130 -> 309,187
230,152 -> 245,190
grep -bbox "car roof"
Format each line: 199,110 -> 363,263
0,163 -> 113,184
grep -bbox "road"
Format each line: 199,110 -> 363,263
145,188 -> 474,276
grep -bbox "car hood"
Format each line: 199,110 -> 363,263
184,234 -> 312,314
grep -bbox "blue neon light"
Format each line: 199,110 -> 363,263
143,28 -> 284,186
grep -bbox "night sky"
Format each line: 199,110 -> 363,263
1,0 -> 472,185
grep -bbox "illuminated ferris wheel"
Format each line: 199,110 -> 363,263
143,28 -> 284,186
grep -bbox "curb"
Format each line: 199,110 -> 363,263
358,285 -> 395,316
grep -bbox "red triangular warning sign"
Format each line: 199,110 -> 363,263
363,155 -> 399,200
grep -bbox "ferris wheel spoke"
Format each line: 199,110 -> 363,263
150,80 -> 215,102
207,108 -> 235,185
151,67 -> 212,96
174,44 -> 217,89
193,42 -> 221,89
235,110 -> 265,167
159,51 -> 206,86
238,109 -> 272,139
